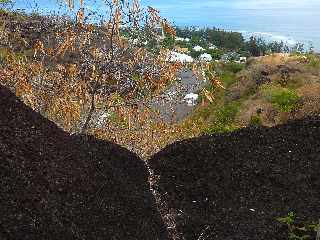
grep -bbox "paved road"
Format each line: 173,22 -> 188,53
149,69 -> 206,123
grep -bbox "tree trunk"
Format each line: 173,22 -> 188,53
81,92 -> 95,134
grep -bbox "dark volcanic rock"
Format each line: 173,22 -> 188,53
0,86 -> 168,240
149,118 -> 320,240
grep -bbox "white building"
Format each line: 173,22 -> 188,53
175,37 -> 185,41
166,51 -> 194,63
235,57 -> 247,64
193,45 -> 205,52
199,53 -> 213,62
175,37 -> 191,42
239,57 -> 247,63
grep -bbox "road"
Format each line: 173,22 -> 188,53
149,69 -> 206,123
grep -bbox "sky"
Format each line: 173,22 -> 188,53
5,0 -> 320,50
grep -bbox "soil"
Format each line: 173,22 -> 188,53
0,86 -> 168,240
149,117 -> 320,240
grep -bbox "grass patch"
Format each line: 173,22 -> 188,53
223,62 -> 245,73
204,101 -> 241,135
306,54 -> 320,68
215,101 -> 241,123
220,71 -> 237,88
262,85 -> 301,112
205,122 -> 239,134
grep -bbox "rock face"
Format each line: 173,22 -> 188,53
2,83 -> 320,240
0,86 -> 168,240
149,118 -> 320,240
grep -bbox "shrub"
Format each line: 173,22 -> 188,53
249,114 -> 262,126
207,48 -> 224,60
220,72 -> 237,88
277,212 -> 320,240
189,50 -> 202,59
263,87 -> 301,112
204,102 -> 241,134
215,102 -> 241,124
307,54 -> 320,68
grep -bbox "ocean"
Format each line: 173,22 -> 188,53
144,0 -> 320,51
6,0 -> 320,51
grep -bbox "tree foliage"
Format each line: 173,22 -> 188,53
0,1 -> 226,157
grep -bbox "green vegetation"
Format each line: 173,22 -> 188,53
262,86 -> 301,112
277,212 -> 320,240
174,26 -> 299,57
0,0 -> 12,4
207,48 -> 224,60
249,114 -> 262,126
205,101 -> 241,135
185,51 -> 320,136
219,71 -> 237,88
223,62 -> 244,74
175,27 -> 244,51
162,35 -> 175,50
306,54 -> 320,68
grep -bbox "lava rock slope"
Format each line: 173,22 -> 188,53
0,86 -> 168,240
149,117 -> 320,240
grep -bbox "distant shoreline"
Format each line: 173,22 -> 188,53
174,25 -> 320,52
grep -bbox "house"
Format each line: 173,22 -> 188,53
199,53 -> 213,62
175,37 -> 185,42
166,51 -> 194,63
193,45 -> 205,52
175,37 -> 191,42
221,52 -> 241,62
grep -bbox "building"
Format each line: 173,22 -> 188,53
166,51 -> 194,63
193,45 -> 205,52
199,53 -> 213,62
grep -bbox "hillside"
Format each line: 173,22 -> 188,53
181,53 -> 320,136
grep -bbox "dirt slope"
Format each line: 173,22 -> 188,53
0,86 -> 168,240
149,118 -> 320,240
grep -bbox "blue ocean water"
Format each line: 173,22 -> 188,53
6,0 -> 320,51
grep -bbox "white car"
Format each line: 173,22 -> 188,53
184,93 -> 199,106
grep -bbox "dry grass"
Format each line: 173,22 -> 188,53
289,83 -> 320,119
